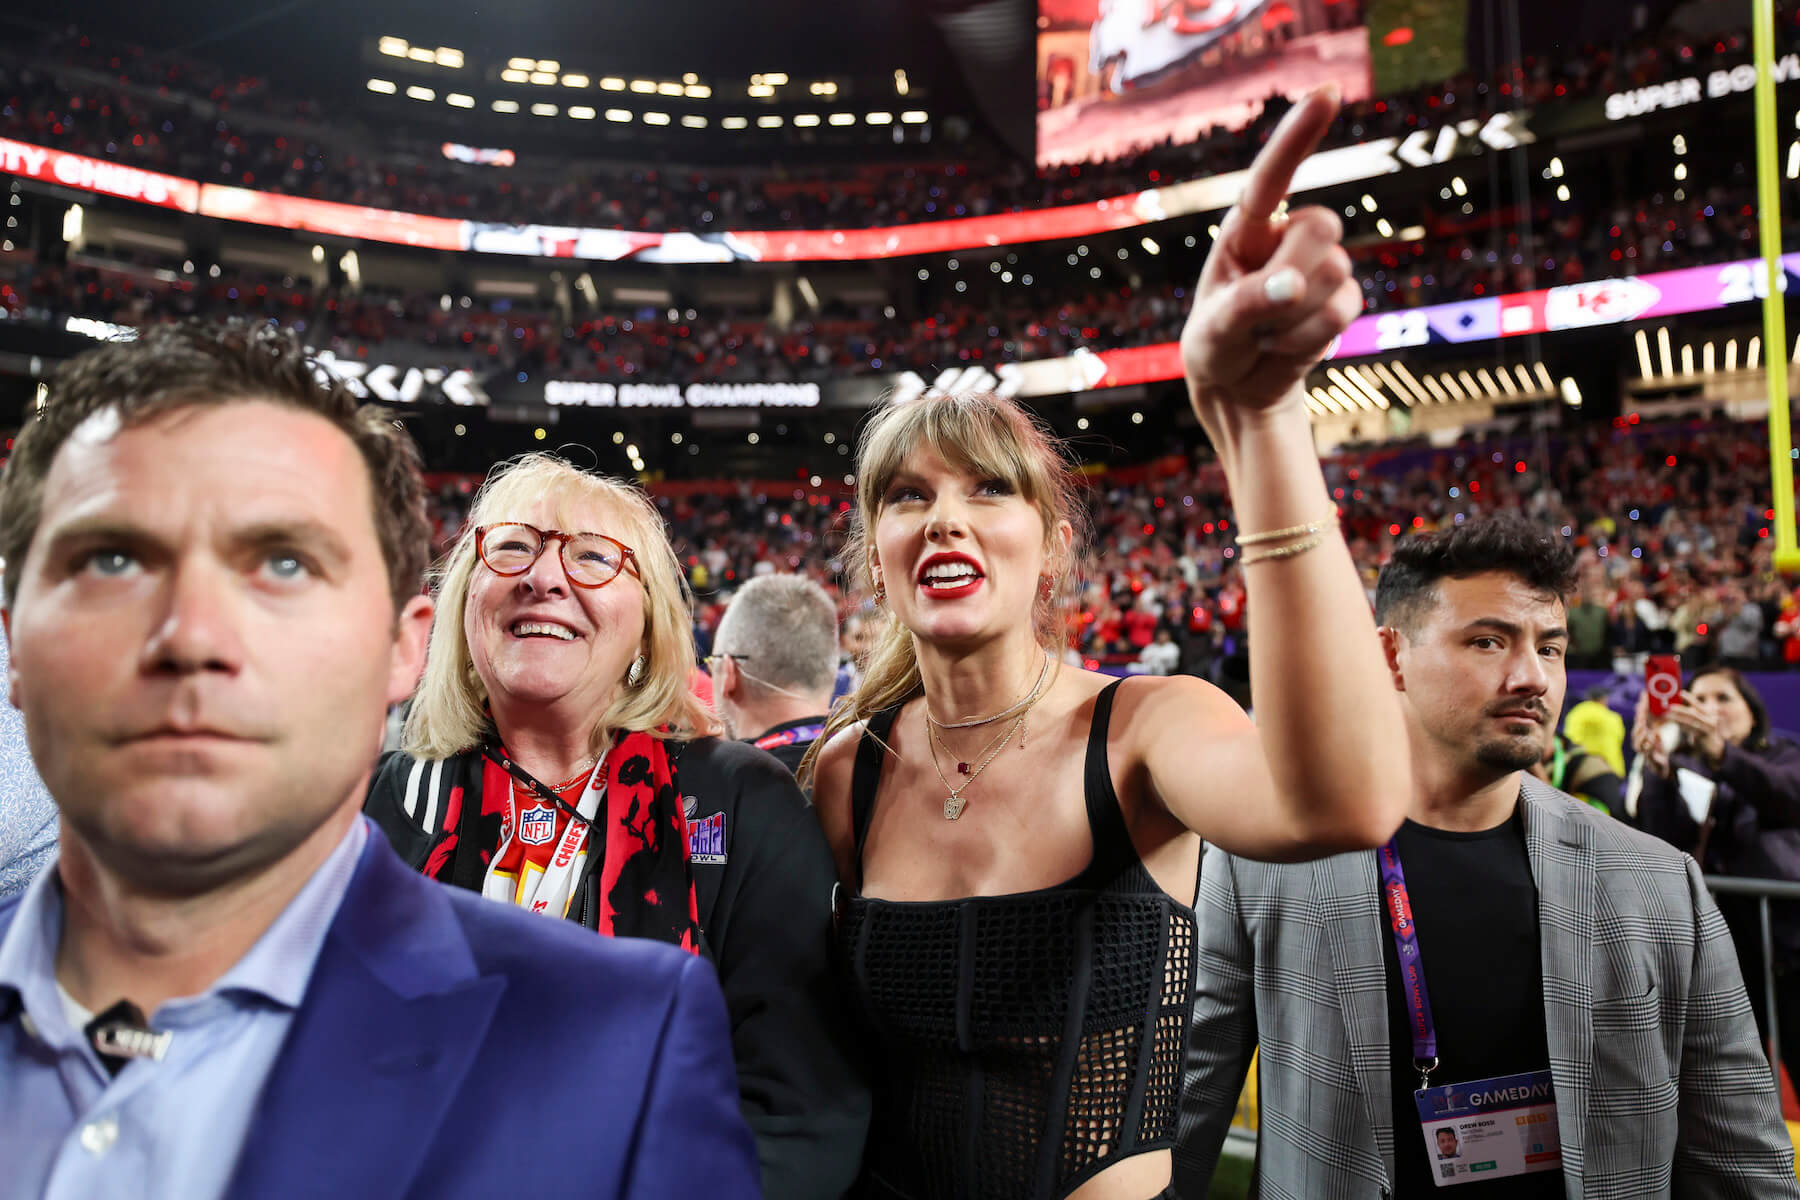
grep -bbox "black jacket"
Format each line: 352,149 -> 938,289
365,736 -> 869,1200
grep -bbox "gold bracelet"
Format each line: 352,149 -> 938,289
1234,511 -> 1337,547
1239,534 -> 1324,566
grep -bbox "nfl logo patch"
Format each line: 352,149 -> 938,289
688,811 -> 727,865
518,804 -> 557,846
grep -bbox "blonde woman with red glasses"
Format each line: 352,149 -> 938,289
366,452 -> 868,1200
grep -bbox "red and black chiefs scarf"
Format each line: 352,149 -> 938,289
423,730 -> 700,953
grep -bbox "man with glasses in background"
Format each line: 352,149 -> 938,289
708,575 -> 839,777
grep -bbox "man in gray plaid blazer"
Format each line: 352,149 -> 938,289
1176,517 -> 1797,1198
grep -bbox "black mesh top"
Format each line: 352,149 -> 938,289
834,680 -> 1197,1200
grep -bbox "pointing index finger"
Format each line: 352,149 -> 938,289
1236,84 -> 1341,225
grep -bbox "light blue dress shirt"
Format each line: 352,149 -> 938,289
0,629 -> 57,899
0,818 -> 367,1200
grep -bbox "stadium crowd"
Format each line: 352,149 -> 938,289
0,10 -> 1794,233
6,167 -> 1796,390
400,415 -> 1800,686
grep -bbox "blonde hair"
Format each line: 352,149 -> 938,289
800,392 -> 1086,786
403,452 -> 716,759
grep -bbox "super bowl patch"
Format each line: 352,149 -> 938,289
689,811 -> 727,864
518,803 -> 557,846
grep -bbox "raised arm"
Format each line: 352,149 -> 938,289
1141,86 -> 1410,859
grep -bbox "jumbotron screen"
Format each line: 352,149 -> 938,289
1035,0 -> 1374,167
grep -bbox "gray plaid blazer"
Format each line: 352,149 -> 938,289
1175,776 -> 1799,1199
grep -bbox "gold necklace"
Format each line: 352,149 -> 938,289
928,710 -> 1027,820
925,651 -> 1053,731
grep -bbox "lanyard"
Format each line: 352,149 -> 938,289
480,751 -> 608,919
1378,837 -> 1441,1090
754,723 -> 825,751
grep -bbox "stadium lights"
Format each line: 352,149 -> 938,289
1556,185 -> 1571,201
1790,142 -> 1800,179
600,77 -> 626,91
630,80 -> 657,93
1141,237 -> 1160,255
537,60 -> 560,72
367,78 -> 397,94
684,84 -> 712,98
1726,338 -> 1739,372
447,93 -> 474,108
1451,176 -> 1467,196
605,109 -> 633,122
810,81 -> 838,96
1681,344 -> 1695,376
1673,163 -> 1687,181
492,99 -> 520,113
1421,374 -> 1450,404
866,111 -> 893,124
1673,134 -> 1687,154
508,57 -> 535,70
794,114 -> 821,127
562,74 -> 589,88
1750,336 -> 1762,369
531,102 -> 557,116
658,82 -> 684,96
1376,218 -> 1394,237
645,112 -> 672,125
568,105 -> 596,119
900,111 -> 928,124
681,115 -> 708,128
1548,156 -> 1563,177
501,69 -> 529,83
1360,194 -> 1377,212
1634,328 -> 1654,379
407,47 -> 435,62
1561,378 -> 1582,408
828,112 -> 856,126
406,86 -> 435,101
757,115 -> 783,128
1657,325 -> 1673,377
748,83 -> 776,98
1706,341 -> 1717,373
434,48 -> 463,68
529,72 -> 556,85
379,37 -> 408,57
722,116 -> 748,129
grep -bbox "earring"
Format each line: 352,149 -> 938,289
1040,576 -> 1054,600
873,578 -> 886,604
627,654 -> 648,687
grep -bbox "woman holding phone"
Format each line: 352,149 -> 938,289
1632,666 -> 1800,1084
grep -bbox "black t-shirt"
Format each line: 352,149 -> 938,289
1381,806 -> 1563,1197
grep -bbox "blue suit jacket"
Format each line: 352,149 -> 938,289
0,827 -> 761,1198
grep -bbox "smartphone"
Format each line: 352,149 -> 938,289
1645,654 -> 1683,717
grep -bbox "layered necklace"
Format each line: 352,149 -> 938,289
925,651 -> 1053,820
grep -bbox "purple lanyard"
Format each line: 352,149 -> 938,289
1378,838 -> 1441,1089
754,723 -> 825,751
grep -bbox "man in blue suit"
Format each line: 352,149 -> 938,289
0,321 -> 761,1199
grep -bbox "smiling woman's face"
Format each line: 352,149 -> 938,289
463,493 -> 645,728
870,447 -> 1052,649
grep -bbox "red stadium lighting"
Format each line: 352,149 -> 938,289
1383,27 -> 1415,46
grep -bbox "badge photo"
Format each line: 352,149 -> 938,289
518,803 -> 557,846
